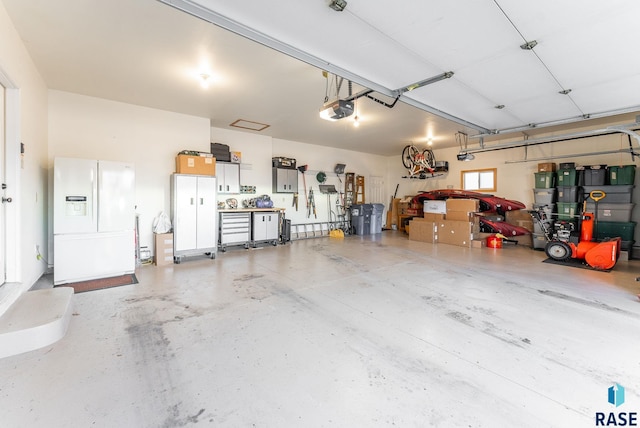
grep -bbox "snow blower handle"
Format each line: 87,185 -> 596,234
589,190 -> 606,203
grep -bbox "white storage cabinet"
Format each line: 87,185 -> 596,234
252,211 -> 280,246
171,174 -> 217,263
219,211 -> 251,251
217,162 -> 240,194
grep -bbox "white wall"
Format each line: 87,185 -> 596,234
211,126 -> 388,226
0,1 -> 49,314
48,91 -> 211,255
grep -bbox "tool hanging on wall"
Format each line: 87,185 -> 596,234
308,188 -> 317,218
298,165 -> 308,209
292,192 -> 298,211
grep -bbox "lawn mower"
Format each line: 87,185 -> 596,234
537,191 -> 621,270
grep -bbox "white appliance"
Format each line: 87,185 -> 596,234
171,174 -> 217,263
53,157 -> 135,285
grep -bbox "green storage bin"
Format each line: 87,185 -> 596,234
556,202 -> 579,220
594,221 -> 636,241
557,168 -> 578,186
534,171 -> 556,188
609,165 -> 635,185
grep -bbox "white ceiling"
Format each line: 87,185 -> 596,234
3,0 -> 640,156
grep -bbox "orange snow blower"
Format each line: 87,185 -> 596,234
544,191 -> 621,270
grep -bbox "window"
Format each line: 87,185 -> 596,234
461,168 -> 496,192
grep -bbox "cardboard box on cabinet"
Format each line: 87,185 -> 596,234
176,154 -> 216,176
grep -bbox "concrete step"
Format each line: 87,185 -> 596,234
0,287 -> 74,359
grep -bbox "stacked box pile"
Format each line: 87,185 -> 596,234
583,165 -> 636,254
409,198 -> 480,247
438,199 -> 481,247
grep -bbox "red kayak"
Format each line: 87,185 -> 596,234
412,189 -> 526,215
478,217 -> 530,236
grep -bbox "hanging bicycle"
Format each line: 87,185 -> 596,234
401,144 -> 436,177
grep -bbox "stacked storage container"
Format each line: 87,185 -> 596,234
583,164 -> 636,254
556,162 -> 581,222
532,163 -> 557,249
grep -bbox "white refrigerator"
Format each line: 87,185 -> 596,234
53,157 -> 136,285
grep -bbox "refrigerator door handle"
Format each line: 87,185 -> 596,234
190,197 -> 194,205
200,198 -> 204,205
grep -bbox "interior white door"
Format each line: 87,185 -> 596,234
196,176 -> 216,249
0,83 -> 5,286
174,175 -> 198,252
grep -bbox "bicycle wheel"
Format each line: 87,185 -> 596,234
402,145 -> 418,169
422,149 -> 435,169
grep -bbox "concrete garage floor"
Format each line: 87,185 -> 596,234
2,231 -> 640,427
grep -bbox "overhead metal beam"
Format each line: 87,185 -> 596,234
464,122 -> 640,155
394,72 -> 454,96
471,105 -> 640,139
504,149 -> 638,164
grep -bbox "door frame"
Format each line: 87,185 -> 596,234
0,66 -> 21,283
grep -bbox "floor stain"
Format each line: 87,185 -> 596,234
233,273 -> 264,282
446,311 -> 472,325
538,289 -> 640,319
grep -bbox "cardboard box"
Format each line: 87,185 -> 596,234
446,211 -> 474,222
424,212 -> 445,221
408,219 -> 438,243
538,162 -> 556,172
423,200 -> 447,214
446,198 -> 479,213
438,220 -> 474,247
471,238 -> 487,248
154,232 -> 174,266
390,198 -> 401,228
505,209 -> 534,233
230,151 -> 242,163
176,154 -> 216,176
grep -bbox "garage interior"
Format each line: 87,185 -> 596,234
1,0 -> 639,426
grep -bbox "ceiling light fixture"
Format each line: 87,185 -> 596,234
328,0 -> 347,12
199,73 -> 210,89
